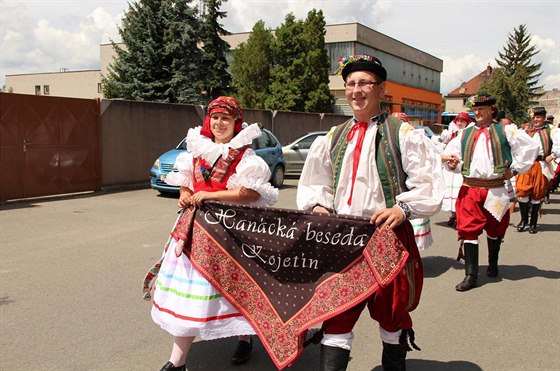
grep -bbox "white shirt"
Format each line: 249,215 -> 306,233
444,124 -> 538,179
297,118 -> 444,220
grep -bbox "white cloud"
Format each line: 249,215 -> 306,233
222,0 -> 386,32
542,73 -> 560,90
440,54 -> 488,95
1,3 -> 121,81
531,35 -> 557,54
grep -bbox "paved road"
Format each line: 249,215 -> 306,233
1,179 -> 559,371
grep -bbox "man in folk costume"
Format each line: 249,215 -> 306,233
297,54 -> 444,371
444,95 -> 538,291
515,107 -> 560,230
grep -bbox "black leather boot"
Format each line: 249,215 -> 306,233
517,202 -> 530,232
159,361 -> 186,371
486,237 -> 501,277
319,345 -> 350,371
528,203 -> 541,234
381,342 -> 406,371
231,337 -> 253,365
455,243 -> 478,291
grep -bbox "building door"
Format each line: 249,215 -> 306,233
0,93 -> 100,202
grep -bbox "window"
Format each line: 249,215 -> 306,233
98,83 -> 102,93
35,85 -> 41,95
43,85 -> 50,95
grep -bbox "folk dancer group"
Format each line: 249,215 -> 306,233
144,54 -> 558,371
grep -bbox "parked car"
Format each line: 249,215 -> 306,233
150,127 -> 286,194
282,131 -> 328,176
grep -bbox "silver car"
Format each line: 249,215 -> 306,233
282,131 -> 327,176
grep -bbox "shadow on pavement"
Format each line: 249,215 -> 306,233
372,359 -> 483,371
422,255 -> 463,278
184,336 -> 319,370
491,264 -> 560,281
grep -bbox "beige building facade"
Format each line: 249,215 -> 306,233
6,70 -> 103,99
538,88 -> 560,121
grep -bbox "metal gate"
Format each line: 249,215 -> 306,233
0,93 -> 100,202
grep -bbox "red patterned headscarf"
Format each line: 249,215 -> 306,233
453,112 -> 472,124
200,96 -> 243,139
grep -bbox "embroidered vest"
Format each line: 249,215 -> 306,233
330,114 -> 408,208
460,123 -> 512,176
192,146 -> 249,192
528,126 -> 552,156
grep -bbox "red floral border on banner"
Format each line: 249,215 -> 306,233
188,220 -> 409,370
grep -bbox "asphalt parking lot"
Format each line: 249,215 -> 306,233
1,180 -> 559,370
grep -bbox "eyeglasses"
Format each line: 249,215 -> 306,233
344,81 -> 381,90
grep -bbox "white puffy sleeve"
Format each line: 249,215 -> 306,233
505,125 -> 539,174
439,129 -> 453,144
395,125 -> 444,218
442,135 -> 463,173
551,126 -> 560,159
227,148 -> 279,207
164,151 -> 194,190
296,130 -> 335,211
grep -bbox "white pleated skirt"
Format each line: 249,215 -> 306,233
151,236 -> 256,340
442,169 -> 463,212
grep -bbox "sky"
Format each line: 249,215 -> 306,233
1,0 -> 559,95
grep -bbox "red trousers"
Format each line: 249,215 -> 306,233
322,221 -> 422,334
455,185 -> 510,241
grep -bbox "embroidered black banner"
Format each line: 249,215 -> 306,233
173,201 -> 410,370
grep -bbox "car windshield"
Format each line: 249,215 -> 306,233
177,138 -> 187,150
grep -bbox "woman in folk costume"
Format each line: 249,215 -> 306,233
439,112 -> 474,226
391,112 -> 434,250
151,96 -> 278,371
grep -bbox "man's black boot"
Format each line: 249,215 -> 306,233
455,243 -> 478,291
529,203 -> 541,234
516,202 -> 530,231
381,342 -> 407,371
486,237 -> 501,277
319,345 -> 350,371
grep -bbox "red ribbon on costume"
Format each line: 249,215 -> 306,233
346,121 -> 368,205
473,126 -> 490,156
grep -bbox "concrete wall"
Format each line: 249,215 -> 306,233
99,99 -> 350,188
100,99 -> 203,187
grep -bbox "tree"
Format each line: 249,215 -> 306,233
263,11 -> 333,112
265,13 -> 305,111
231,20 -> 274,109
199,0 -> 231,103
300,10 -> 333,113
479,24 -> 543,124
102,0 -> 201,104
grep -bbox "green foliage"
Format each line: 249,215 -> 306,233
227,10 -> 334,112
301,10 -> 332,113
265,13 -> 306,111
102,0 -> 202,104
231,20 -> 274,109
479,24 -> 543,124
0,85 -> 14,93
199,0 -> 232,103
